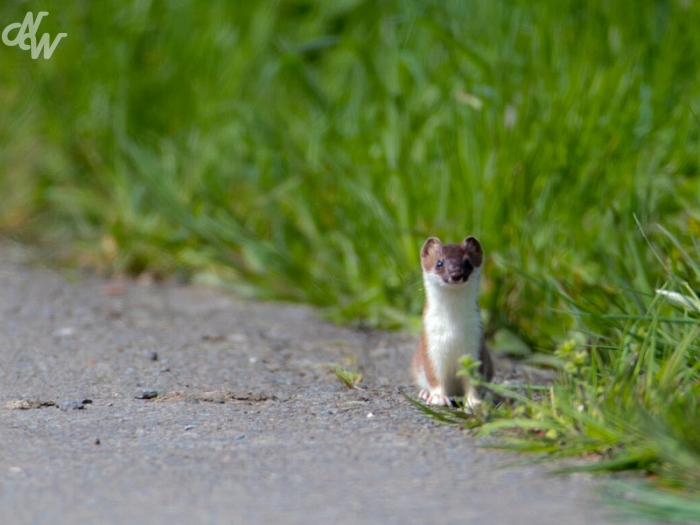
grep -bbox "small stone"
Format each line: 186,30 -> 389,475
135,389 -> 158,400
59,400 -> 85,411
147,351 -> 158,361
53,327 -> 75,338
184,425 -> 195,431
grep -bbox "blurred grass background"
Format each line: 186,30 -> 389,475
3,0 -> 700,517
2,0 -> 699,339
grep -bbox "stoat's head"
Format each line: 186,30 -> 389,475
420,236 -> 483,286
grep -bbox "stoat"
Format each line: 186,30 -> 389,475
411,236 -> 493,407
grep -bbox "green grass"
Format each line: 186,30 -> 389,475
3,1 -> 699,333
333,364 -> 365,390
2,0 -> 700,519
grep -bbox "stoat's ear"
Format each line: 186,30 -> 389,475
420,237 -> 442,259
463,236 -> 483,268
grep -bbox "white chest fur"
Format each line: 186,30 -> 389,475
422,269 -> 482,396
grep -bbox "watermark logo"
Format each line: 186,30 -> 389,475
2,12 -> 67,59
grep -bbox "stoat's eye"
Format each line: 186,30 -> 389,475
436,260 -> 444,269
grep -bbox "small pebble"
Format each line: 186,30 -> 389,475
184,425 -> 195,431
135,389 -> 158,400
147,351 -> 158,361
59,400 -> 85,411
53,327 -> 75,338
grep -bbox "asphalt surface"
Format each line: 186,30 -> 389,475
0,242 -> 633,525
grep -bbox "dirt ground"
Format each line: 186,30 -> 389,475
0,242 -> 641,525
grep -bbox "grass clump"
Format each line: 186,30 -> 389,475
333,365 -> 365,391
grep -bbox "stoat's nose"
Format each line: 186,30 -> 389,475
448,272 -> 463,282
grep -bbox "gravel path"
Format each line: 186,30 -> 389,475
0,243 -> 630,525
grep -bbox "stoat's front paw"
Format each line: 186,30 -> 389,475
465,388 -> 482,410
425,392 -> 452,406
416,389 -> 452,406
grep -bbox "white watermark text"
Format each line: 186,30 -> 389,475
2,12 -> 67,59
